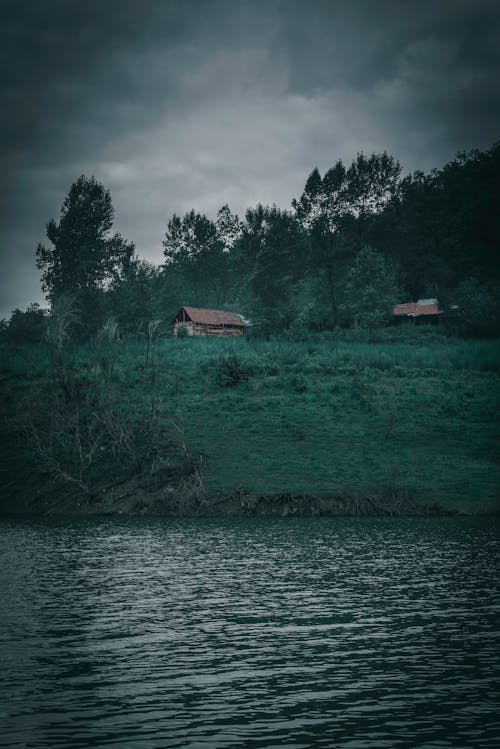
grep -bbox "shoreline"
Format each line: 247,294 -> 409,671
1,484 -> 496,518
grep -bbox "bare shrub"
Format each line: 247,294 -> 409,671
28,321 -> 203,506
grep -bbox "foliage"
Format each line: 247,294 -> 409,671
162,206 -> 239,308
337,246 -> 401,328
287,275 -> 325,337
215,353 -> 252,386
374,142 -> 500,298
232,204 -> 310,334
291,152 -> 402,325
16,327 -> 204,506
106,258 -> 159,333
27,142 -> 500,343
293,152 -> 402,231
36,175 -> 135,336
450,278 -> 500,337
29,379 -> 188,497
0,303 -> 47,344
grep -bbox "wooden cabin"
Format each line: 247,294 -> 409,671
173,306 -> 246,337
392,298 -> 443,323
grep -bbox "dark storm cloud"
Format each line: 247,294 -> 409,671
1,0 -> 499,316
277,0 -> 500,155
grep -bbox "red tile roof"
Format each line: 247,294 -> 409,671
393,302 -> 442,317
177,306 -> 245,326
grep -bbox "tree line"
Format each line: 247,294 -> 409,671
3,141 -> 500,342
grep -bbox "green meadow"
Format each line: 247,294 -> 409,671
1,331 -> 499,515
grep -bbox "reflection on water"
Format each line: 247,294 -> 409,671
1,517 -> 499,748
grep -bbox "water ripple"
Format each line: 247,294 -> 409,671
1,517 -> 499,748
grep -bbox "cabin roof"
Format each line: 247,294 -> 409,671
393,302 -> 443,317
176,306 -> 245,326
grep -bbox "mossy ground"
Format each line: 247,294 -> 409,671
1,333 -> 499,515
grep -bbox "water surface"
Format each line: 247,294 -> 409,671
1,517 -> 499,748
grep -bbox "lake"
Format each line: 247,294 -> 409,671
1,517 -> 499,748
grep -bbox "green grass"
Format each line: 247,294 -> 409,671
1,335 -> 499,514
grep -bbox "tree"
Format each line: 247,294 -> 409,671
232,205 -> 310,333
162,208 -> 235,308
36,176 -> 135,335
337,246 -> 401,328
293,152 -> 402,324
2,303 -> 47,344
451,278 -> 500,337
106,259 -> 160,333
215,204 -> 243,251
372,142 -> 500,299
294,153 -> 401,231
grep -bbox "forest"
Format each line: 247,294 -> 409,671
2,140 -> 500,342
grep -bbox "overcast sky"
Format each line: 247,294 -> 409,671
1,0 -> 499,317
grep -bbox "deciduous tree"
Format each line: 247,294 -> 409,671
337,246 -> 401,328
162,209 -> 231,308
36,176 -> 135,335
293,153 -> 402,324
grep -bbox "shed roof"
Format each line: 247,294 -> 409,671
393,302 -> 443,317
177,306 -> 245,326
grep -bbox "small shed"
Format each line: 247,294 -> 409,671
173,306 -> 246,337
392,298 -> 443,323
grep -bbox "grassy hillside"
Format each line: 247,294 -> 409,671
1,332 -> 499,515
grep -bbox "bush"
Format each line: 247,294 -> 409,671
2,304 -> 47,344
288,373 -> 308,393
216,354 -> 252,386
450,279 -> 500,338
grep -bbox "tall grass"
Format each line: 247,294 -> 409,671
2,335 -> 499,383
154,336 -> 500,377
